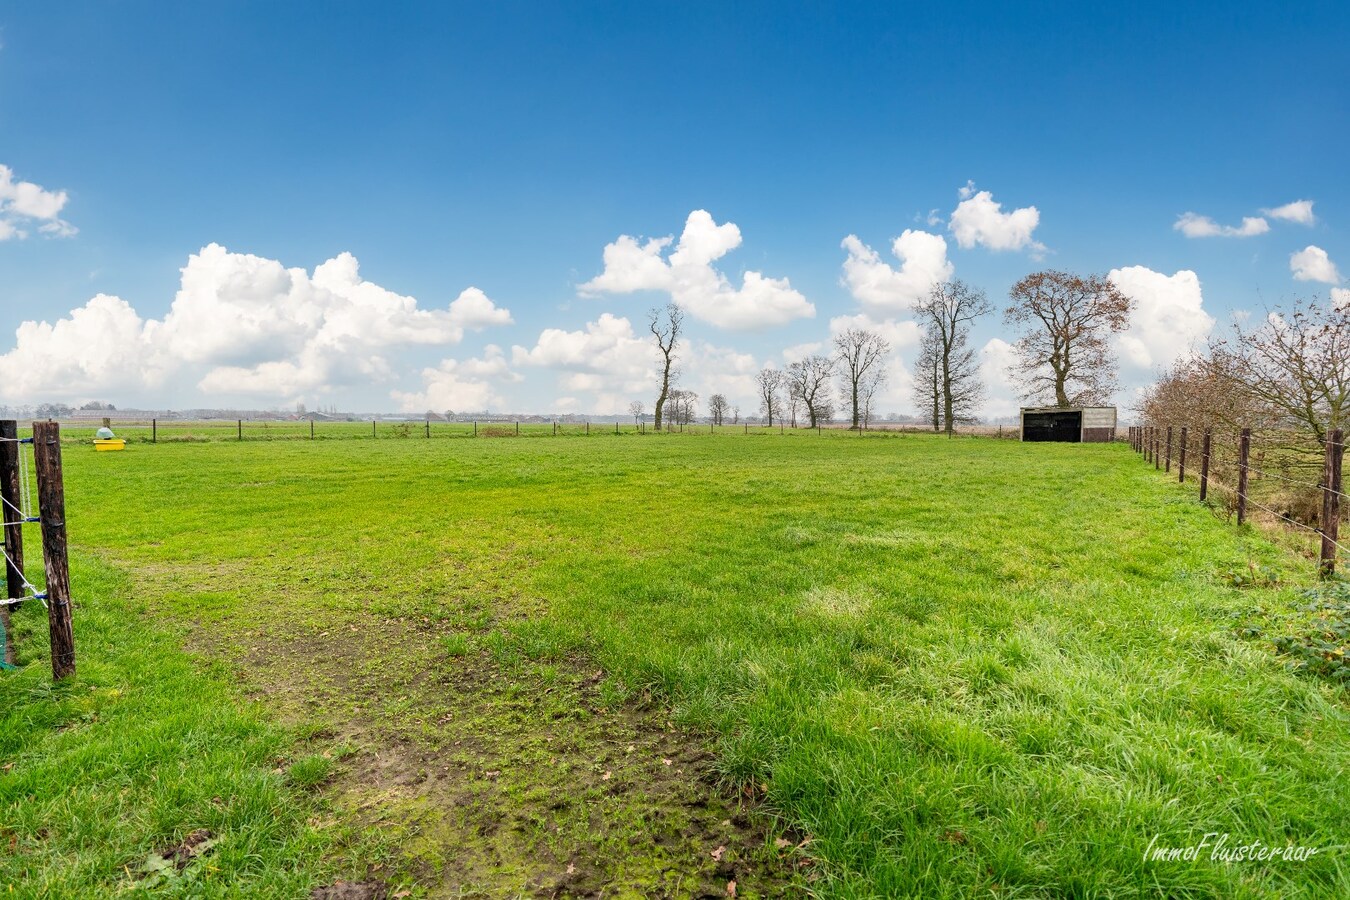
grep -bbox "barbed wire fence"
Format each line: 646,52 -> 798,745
1127,424 -> 1346,578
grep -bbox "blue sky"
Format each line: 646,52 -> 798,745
1,1 -> 1346,417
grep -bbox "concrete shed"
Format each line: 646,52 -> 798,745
1020,406 -> 1117,443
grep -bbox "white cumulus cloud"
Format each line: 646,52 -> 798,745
1262,199 -> 1316,225
0,294 -> 163,398
1289,245 -> 1342,285
840,231 -> 953,313
1109,266 -> 1215,370
512,313 -> 658,395
1173,212 -> 1269,238
579,210 -> 815,330
0,244 -> 511,403
0,164 -> 77,240
978,337 -> 1022,420
826,312 -> 921,352
391,345 -> 519,414
948,182 -> 1044,253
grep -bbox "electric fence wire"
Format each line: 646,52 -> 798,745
0,542 -> 46,607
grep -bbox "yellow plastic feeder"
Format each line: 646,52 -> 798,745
94,426 -> 126,451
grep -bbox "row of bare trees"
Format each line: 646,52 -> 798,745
753,330 -> 891,430
1139,298 -> 1350,444
644,269 -> 1143,432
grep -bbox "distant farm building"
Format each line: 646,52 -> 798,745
1020,406 -> 1116,443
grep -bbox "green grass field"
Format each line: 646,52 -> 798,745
2,431 -> 1347,898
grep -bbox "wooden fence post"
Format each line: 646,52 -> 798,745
372,420 -> 377,439
1320,428 -> 1344,578
474,421 -> 478,437
237,419 -> 243,441
1237,428 -> 1251,525
1200,429 -> 1211,501
1154,428 -> 1160,470
310,419 -> 315,439
1165,426 -> 1173,473
1178,427 -> 1188,483
1,421 -> 23,666
31,421 -> 74,681
426,420 -> 430,438
586,421 -> 589,435
152,418 -> 157,443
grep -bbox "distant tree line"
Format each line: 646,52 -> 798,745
639,269 -> 1150,432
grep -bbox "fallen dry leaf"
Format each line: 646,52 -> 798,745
726,879 -> 737,897
711,845 -> 726,861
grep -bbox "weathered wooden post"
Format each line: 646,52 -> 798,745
31,421 -> 74,680
310,419 -> 315,440
237,419 -> 243,441
1200,429 -> 1211,501
1154,429 -> 1160,470
1237,428 -> 1251,525
372,420 -> 377,439
474,421 -> 478,437
1320,428 -> 1344,578
1178,427 -> 1188,483
152,418 -> 157,443
1165,427 -> 1173,473
586,421 -> 589,435
516,421 -> 520,435
1,421 -> 23,666
426,420 -> 430,438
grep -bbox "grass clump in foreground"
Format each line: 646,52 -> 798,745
0,555 -> 395,897
8,431 -> 1350,897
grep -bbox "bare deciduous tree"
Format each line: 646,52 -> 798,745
1136,353 -> 1271,433
708,393 -> 729,425
788,355 -> 836,428
732,404 -> 740,425
911,330 -> 942,431
756,367 -> 785,426
859,365 -> 885,430
628,400 -> 645,424
649,303 -> 684,431
917,280 -> 991,435
1004,271 -> 1132,407
833,328 -> 891,430
1210,299 -> 1350,442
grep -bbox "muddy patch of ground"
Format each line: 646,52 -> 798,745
189,608 -> 807,898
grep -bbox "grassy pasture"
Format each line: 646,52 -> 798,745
2,431 -> 1348,898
